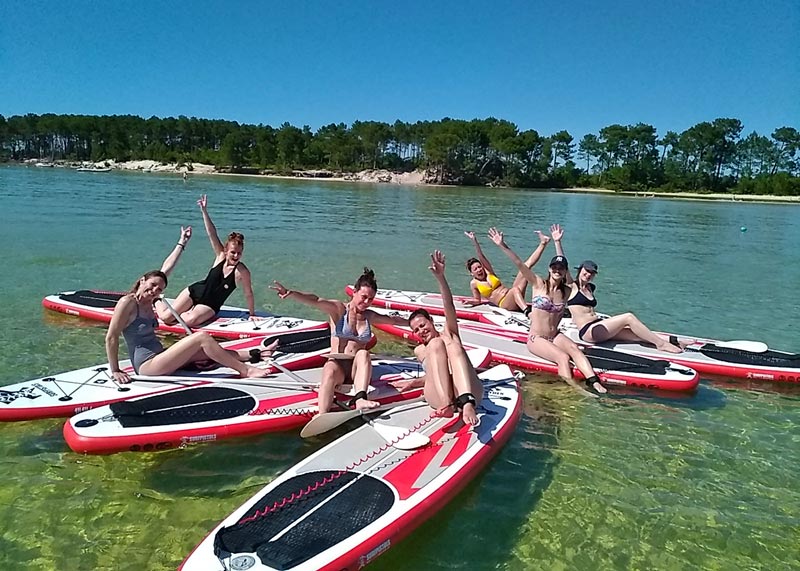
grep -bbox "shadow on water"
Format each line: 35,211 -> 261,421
600,380 -> 727,411
369,387 -> 560,570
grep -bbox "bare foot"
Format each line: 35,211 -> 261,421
260,339 -> 279,359
588,379 -> 608,394
461,403 -> 480,427
656,341 -> 683,354
355,397 -> 380,410
243,365 -> 270,378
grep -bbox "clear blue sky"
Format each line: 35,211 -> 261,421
1,0 -> 797,139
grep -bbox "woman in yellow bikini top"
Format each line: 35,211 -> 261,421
464,230 -> 550,312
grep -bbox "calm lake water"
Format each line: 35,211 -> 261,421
1,165 -> 798,571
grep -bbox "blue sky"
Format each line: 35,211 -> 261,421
1,0 -> 797,139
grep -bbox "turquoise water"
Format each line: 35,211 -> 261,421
1,165 -> 799,570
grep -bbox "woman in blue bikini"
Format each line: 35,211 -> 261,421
488,227 -> 606,396
271,268 -> 408,414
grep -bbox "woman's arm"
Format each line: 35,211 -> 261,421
549,224 -> 574,284
429,250 -> 459,338
488,228 -> 545,289
464,231 -> 496,276
236,264 -> 257,318
198,194 -> 225,256
271,281 -> 343,319
105,296 -> 136,383
159,226 -> 192,277
368,309 -> 409,327
524,230 -> 551,268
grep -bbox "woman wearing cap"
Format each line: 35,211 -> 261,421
488,226 -> 606,397
463,230 -> 551,313
565,258 -> 683,354
155,194 -> 258,328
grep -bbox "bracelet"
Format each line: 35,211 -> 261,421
176,243 -> 185,250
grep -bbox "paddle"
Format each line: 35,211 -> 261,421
690,340 -> 768,353
301,377 -> 518,438
300,397 -> 427,438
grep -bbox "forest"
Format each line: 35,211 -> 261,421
1,113 -> 798,195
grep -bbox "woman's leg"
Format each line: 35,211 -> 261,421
423,338 -> 457,416
317,360 -> 346,414
583,313 -> 681,353
499,286 -> 529,312
528,336 -> 599,397
553,335 -> 607,394
139,332 -> 268,378
154,288 -> 194,323
179,304 -> 218,328
350,349 -> 379,410
443,337 -> 483,426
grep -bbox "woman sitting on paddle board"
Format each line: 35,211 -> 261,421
463,229 -> 550,313
106,228 -> 271,384
564,258 -> 683,354
489,226 -> 606,396
270,268 -> 408,415
156,194 -> 257,327
391,250 -> 485,426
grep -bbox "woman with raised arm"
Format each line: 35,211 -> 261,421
488,227 -> 606,396
156,194 -> 257,327
463,230 -> 550,313
392,251 -> 485,426
105,228 -> 271,384
270,268 -> 408,415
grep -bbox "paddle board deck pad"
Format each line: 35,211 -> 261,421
0,329 -> 342,422
43,290 -> 328,340
480,311 -> 800,383
178,364 -> 520,571
63,348 -> 493,454
370,308 -> 699,392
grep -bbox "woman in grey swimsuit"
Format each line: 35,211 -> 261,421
271,268 -> 407,414
105,228 -> 271,384
489,226 -> 606,397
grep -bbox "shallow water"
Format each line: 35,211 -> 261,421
0,165 -> 798,570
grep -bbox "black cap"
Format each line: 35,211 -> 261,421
549,255 -> 568,267
576,260 -> 599,273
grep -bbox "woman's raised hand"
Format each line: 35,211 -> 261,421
464,231 -> 477,242
197,194 -> 208,211
270,280 -> 291,299
487,227 -> 505,247
179,225 -> 193,244
429,250 -> 446,276
550,223 -> 564,241
534,230 -> 551,246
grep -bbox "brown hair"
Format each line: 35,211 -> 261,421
130,270 -> 168,293
465,257 -> 481,272
225,232 -> 245,249
353,267 -> 377,292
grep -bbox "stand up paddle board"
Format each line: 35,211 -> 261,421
43,290 -> 328,340
178,364 -> 520,571
371,308 -> 699,392
63,348 -> 491,454
0,329 -> 338,422
480,309 -> 800,383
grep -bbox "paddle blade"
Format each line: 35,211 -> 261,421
714,340 -> 769,353
300,408 -> 361,438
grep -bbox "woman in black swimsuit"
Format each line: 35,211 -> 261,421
565,259 -> 683,354
156,194 -> 257,328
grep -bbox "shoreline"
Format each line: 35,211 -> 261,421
19,159 -> 799,204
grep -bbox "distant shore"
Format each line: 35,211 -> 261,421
21,159 -> 800,204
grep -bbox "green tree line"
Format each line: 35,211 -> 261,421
1,113 -> 798,195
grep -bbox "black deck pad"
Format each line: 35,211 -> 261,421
215,470 -> 393,570
109,387 -> 255,427
584,347 -> 669,375
60,290 -> 123,308
698,344 -> 800,367
265,327 -> 332,354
